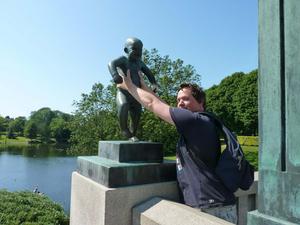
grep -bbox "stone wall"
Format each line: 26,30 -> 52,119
132,172 -> 258,225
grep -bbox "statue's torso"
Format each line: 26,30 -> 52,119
124,59 -> 142,87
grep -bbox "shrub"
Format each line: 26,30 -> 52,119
0,190 -> 69,225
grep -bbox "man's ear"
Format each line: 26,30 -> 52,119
124,47 -> 128,53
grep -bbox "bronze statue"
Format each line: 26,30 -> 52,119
108,37 -> 157,141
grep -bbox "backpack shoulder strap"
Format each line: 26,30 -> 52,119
199,112 -> 244,168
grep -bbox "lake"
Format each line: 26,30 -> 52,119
0,144 -> 77,213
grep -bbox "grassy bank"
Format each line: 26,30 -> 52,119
0,135 -> 30,146
164,143 -> 259,171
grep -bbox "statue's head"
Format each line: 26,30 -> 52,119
124,37 -> 143,61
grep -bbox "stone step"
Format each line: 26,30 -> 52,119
98,141 -> 163,163
77,156 -> 176,188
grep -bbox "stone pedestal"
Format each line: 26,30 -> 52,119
70,141 -> 177,225
70,172 -> 178,225
77,156 -> 175,188
98,141 -> 163,163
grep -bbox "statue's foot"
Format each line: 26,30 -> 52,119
122,130 -> 133,139
129,136 -> 139,142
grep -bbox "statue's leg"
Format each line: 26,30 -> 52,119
129,100 -> 142,137
116,90 -> 132,138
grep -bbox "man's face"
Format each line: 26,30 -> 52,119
177,88 -> 203,112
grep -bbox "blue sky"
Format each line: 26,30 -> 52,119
0,1 -> 258,118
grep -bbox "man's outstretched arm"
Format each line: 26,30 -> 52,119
117,70 -> 174,125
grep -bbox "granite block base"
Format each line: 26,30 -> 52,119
247,210 -> 299,225
98,141 -> 163,163
70,172 -> 179,225
77,156 -> 176,188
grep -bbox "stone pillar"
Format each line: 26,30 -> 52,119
248,0 -> 300,224
70,141 -> 178,225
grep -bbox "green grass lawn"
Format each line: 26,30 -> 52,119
241,145 -> 258,152
164,155 -> 176,160
164,145 -> 258,158
0,135 -> 30,145
164,145 -> 259,170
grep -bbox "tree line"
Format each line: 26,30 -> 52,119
0,108 -> 71,144
1,49 -> 258,155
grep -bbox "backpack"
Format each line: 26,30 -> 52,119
198,112 -> 255,193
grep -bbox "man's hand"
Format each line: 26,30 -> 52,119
138,71 -> 149,90
151,83 -> 159,93
138,71 -> 158,93
117,69 -> 133,91
118,69 -> 173,125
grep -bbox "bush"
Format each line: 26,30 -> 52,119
0,190 -> 69,225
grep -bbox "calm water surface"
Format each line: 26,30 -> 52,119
0,145 -> 77,213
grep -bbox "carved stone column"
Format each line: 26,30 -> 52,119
248,0 -> 300,224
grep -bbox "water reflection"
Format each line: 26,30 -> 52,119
0,144 -> 70,157
0,144 -> 77,213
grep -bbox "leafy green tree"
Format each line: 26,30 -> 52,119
53,110 -> 72,121
24,121 -> 38,140
206,72 -> 244,128
24,108 -> 72,143
140,110 -> 178,155
69,83 -> 120,155
50,117 -> 71,143
29,108 -> 55,142
234,70 -> 258,135
8,116 -> 26,136
1,116 -> 13,134
6,126 -> 15,139
0,116 -> 8,133
143,48 -> 200,103
206,70 -> 258,135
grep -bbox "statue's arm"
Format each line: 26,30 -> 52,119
108,57 -> 127,84
141,62 -> 158,92
140,62 -> 156,84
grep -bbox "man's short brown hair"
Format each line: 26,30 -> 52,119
179,83 -> 206,109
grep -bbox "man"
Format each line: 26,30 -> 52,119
117,70 -> 237,224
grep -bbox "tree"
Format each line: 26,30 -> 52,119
50,117 -> 71,143
24,121 -> 38,140
1,116 -> 13,134
8,117 -> 26,136
234,70 -> 258,135
29,108 -> 55,142
0,116 -> 8,133
206,70 -> 258,135
143,48 -> 200,104
69,83 -> 120,155
24,108 -> 72,143
6,126 -> 15,139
